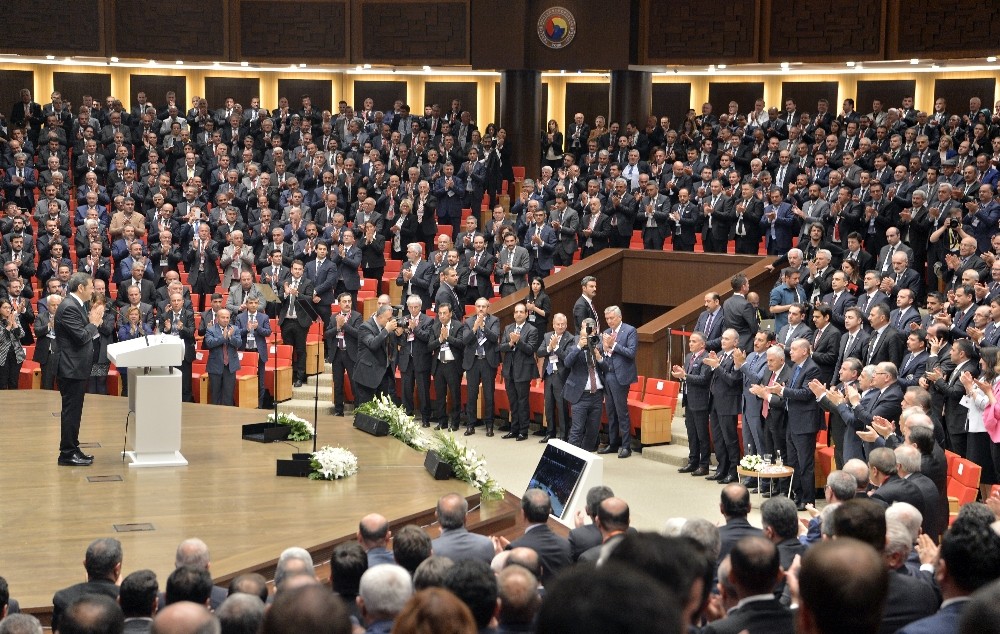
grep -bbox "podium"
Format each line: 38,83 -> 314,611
107,335 -> 188,468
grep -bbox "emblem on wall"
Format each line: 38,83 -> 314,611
537,7 -> 577,50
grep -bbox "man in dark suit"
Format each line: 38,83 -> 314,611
522,204 -> 558,279
835,307 -> 871,377
696,292 -> 726,351
717,484 -> 764,566
427,302 -> 466,432
549,194 -> 579,266
278,260 -> 315,387
234,297 -> 271,409
303,242 -> 337,329
723,274 -> 759,351
813,357 -> 863,469
433,266 -> 464,313
894,445 -> 947,545
204,308 -> 242,406
700,179 -> 731,253
672,332 -> 713,476
184,223 -> 220,311
397,295 -> 434,426
668,187 -> 701,252
927,337 -> 978,457
578,196 -> 611,258
810,305 -> 843,385
430,493 -> 496,565
897,330 -> 929,388
50,538 -> 122,632
725,182 -> 765,255
704,536 -> 794,634
161,292 -> 196,403
396,243 -> 434,311
865,304 -> 906,367
596,306 -> 639,458
750,346 -> 794,494
868,447 -> 926,516
503,489 -> 571,585
821,271 -> 856,332
572,276 -> 600,333
325,293 -> 362,417
566,485 -> 613,562
333,229 -> 363,306
500,304 -> 540,441
353,305 -> 399,405
772,338 -> 822,508
536,313 -> 573,442
565,317 -> 608,452
462,298 -> 500,435
54,274 -> 104,466
464,236 -> 495,306
703,329 -> 745,482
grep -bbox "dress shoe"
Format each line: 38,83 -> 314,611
334,410 -> 344,417
596,445 -> 620,455
501,432 -> 518,439
293,380 -> 303,388
704,472 -> 723,481
539,435 -> 554,443
58,454 -> 93,466
796,502 -> 808,512
516,435 -> 528,441
747,487 -> 759,494
691,467 -> 709,476
434,423 -> 446,431
718,475 -> 736,484
532,429 -> 547,436
760,490 -> 774,498
618,447 -> 632,459
75,450 -> 94,460
677,463 -> 697,474
464,428 -> 475,436
485,430 -> 495,437
450,424 -> 460,432
421,421 -> 430,428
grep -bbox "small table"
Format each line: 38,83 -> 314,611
737,465 -> 795,498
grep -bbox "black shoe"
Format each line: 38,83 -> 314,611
532,429 -> 547,436
434,423 -> 446,431
539,435 -> 554,443
501,432 -> 517,439
334,410 -> 344,417
293,380 -> 303,388
597,445 -> 620,455
450,424 -> 460,432
747,488 -> 759,494
75,450 -> 94,460
421,421 -> 430,428
691,467 -> 709,476
718,475 -> 736,484
486,429 -> 495,437
516,435 -> 529,441
760,490 -> 774,498
464,428 -> 475,436
704,472 -> 723,481
618,447 -> 632,459
796,502 -> 808,512
58,454 -> 93,466
678,463 -> 697,474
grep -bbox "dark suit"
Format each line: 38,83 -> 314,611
896,601 -> 965,634
865,325 -> 905,367
696,308 -> 726,351
564,342 -> 608,451
782,358 -> 823,504
933,360 -> 978,456
430,527 -> 495,565
871,474 -> 926,518
427,318 -> 467,429
709,351 -> 744,479
51,579 -> 119,632
398,312 -> 434,424
505,524 -> 571,585
572,296 -> 601,334
723,293 -> 759,351
537,330 -> 573,439
465,249 -> 495,304
234,310 -> 271,408
682,351 -> 713,468
703,597 -> 795,634
184,239 -> 221,305
396,259 -> 434,311
500,321 -> 540,437
462,313 -> 500,431
55,294 -> 100,457
810,325 -> 842,386
878,571 -> 939,634
278,275 -> 315,382
204,323 -> 242,406
897,350 -> 928,388
718,517 -> 765,565
603,322 -> 639,449
354,317 -> 397,404
325,309 -> 362,414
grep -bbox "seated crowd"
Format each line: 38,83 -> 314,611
5,483 -> 1000,634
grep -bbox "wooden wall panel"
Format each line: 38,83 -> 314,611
0,72 -> 35,120
353,81 -> 408,115
130,75 -> 187,113
204,78 -> 260,112
780,82 -> 839,116
240,1 -> 348,63
652,83 -> 693,131
0,0 -> 102,56
356,0 -> 469,65
53,73 -> 112,112
644,0 -> 757,64
112,0 -> 226,59
708,83 -> 765,115
494,83 -> 547,129
764,0 -> 884,62
278,79 -> 333,113
855,80 -> 915,115
889,0 -> 1000,60
564,84 -> 608,129
524,0 -> 632,71
933,79 -> 997,119
424,82 -> 478,120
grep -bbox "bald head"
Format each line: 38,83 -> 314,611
175,538 -> 211,569
358,514 -> 390,548
151,601 -> 219,634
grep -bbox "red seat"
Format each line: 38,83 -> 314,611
627,377 -> 676,445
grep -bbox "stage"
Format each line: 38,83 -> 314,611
0,391 -> 520,617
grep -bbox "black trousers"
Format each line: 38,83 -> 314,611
210,370 -> 236,406
787,430 -> 817,504
433,360 -> 463,427
684,406 -> 711,468
642,229 -> 665,251
0,348 -> 20,389
466,358 -> 496,429
604,375 -> 631,448
41,358 -> 58,390
59,376 -> 87,455
281,320 -> 308,381
355,365 -> 394,406
402,364 -> 432,423
330,346 -> 354,412
507,378 -> 531,436
568,390 -> 604,451
542,372 -> 569,438
710,409 -> 739,478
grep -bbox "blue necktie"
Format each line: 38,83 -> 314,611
791,365 -> 802,387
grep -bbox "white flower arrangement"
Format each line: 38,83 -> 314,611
267,411 -> 315,441
739,454 -> 765,472
309,445 -> 359,480
356,394 -> 431,451
432,432 -> 505,501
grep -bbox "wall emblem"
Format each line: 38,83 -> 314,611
537,7 -> 577,50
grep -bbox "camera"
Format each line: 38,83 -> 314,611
949,218 -> 960,229
393,305 -> 406,321
585,323 -> 599,347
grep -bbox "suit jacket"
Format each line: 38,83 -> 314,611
324,309 -> 363,364
220,244 -> 255,289
695,308 -> 726,351
184,239 -> 221,288
161,308 -> 196,362
856,290 -> 890,320
906,472 -> 947,543
54,295 -> 100,380
427,319 -> 467,373
500,321 -> 540,383
578,210 -> 611,253
396,259 -> 434,311
703,598 -> 795,634
878,570 -> 940,634
537,330 -> 573,381
549,207 -> 580,257
572,296 -> 601,333
865,326 -> 905,366
723,294 -> 759,351
602,322 -> 639,386
304,257 -> 338,305
494,245 -> 531,290
465,249 -> 496,300
506,524 -> 571,584
431,527 -> 496,565
204,323 -> 243,373
821,291 -> 857,331
563,343 -> 608,403
51,579 -> 119,632
889,307 -> 922,333
567,524 -> 602,562
396,312 -> 434,373
522,223 -> 557,273
836,328 -> 871,375
277,275 -> 316,327
783,358 -> 823,433
718,517 -> 764,565
897,350 -> 929,387
872,474 -> 926,517
354,317 -> 396,388
811,325 -> 843,385
461,314 -> 500,370
682,351 -> 714,412
234,311 -> 271,363
776,322 -> 813,350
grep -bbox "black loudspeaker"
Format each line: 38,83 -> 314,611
353,412 -> 389,436
424,451 -> 454,480
242,422 -> 290,443
276,454 -> 313,478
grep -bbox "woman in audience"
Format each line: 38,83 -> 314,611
525,276 -> 551,334
937,134 -> 957,162
975,348 -> 1000,499
117,306 -> 153,394
0,298 -> 26,390
841,258 -> 862,295
541,119 -> 564,170
392,588 -> 476,634
962,346 -> 998,500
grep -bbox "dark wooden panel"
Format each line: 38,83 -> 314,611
494,83 -> 547,130
112,0 -> 225,58
424,82 -> 478,121
241,1 -> 348,63
0,71 -> 35,122
53,73 -> 112,113
780,82 -> 839,117
565,84 -> 608,130
933,79 -> 997,120
353,81 -> 408,115
765,0 -> 884,62
204,78 -> 260,113
470,0 -> 526,70
889,0 -> 1000,59
645,0 -> 757,64
708,83 -> 765,116
652,83 -> 692,132
358,1 -> 468,64
0,0 -> 102,55
855,80 -> 915,116
278,79 -> 333,113
130,75 -> 187,114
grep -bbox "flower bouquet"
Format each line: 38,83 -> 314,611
309,445 -> 359,481
356,394 -> 430,451
739,454 -> 765,472
431,431 -> 505,501
267,411 -> 315,441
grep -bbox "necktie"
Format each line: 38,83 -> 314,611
814,329 -> 822,347
762,372 -> 777,417
846,332 -> 855,357
705,311 -> 714,335
791,365 -> 801,387
222,329 -> 229,365
587,349 -> 598,393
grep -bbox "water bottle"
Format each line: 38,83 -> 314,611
776,450 -> 783,467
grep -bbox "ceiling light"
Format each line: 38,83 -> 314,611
175,60 -> 184,65
422,65 -> 431,72
213,61 -> 220,67
910,58 -> 919,64
708,65 -> 716,72
355,65 -> 362,71
240,61 -> 249,67
846,61 -> 855,67
45,55 -> 55,60
109,56 -> 119,63
717,64 -> 726,69
363,63 -> 371,69
988,56 -> 997,63
780,62 -> 790,69
148,59 -> 156,65
559,69 -> 565,74
299,63 -> 306,68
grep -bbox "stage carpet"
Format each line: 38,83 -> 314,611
0,391 -> 519,615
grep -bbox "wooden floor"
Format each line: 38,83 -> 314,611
0,390 -> 505,613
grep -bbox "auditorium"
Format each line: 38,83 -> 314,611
3,1 -> 1000,632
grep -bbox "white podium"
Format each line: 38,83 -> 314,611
108,335 -> 188,468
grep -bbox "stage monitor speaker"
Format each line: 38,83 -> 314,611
353,413 -> 389,436
424,451 -> 454,480
242,422 -> 291,443
276,454 -> 313,478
